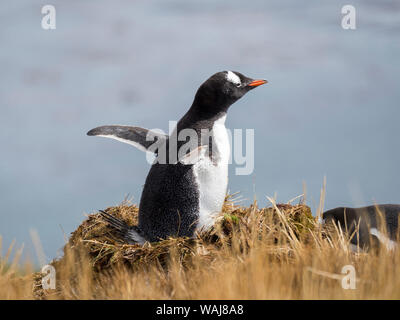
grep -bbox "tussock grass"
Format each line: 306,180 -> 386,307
1,195 -> 399,300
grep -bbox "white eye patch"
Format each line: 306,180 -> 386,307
226,71 -> 241,86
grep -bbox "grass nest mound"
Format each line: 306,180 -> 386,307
33,196 -> 314,299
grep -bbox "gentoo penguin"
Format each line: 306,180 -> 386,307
322,205 -> 399,251
87,71 -> 267,244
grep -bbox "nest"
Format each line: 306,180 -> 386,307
33,197 -> 314,299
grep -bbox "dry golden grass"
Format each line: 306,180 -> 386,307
1,195 -> 399,300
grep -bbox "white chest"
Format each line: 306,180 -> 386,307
193,115 -> 230,231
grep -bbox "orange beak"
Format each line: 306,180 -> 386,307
248,79 -> 268,87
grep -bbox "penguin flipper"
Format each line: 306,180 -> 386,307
87,125 -> 167,153
178,145 -> 208,165
369,228 -> 397,251
99,210 -> 146,245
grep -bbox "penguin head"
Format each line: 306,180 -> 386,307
322,207 -> 360,232
192,71 -> 267,115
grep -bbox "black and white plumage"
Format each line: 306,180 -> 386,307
322,205 -> 399,251
99,210 -> 146,245
87,71 -> 267,243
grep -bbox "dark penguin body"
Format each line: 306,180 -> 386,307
322,204 -> 399,250
139,162 -> 199,241
88,71 -> 267,243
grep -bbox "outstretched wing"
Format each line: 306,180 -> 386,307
87,125 -> 168,153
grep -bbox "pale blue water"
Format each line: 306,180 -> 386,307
0,0 -> 399,263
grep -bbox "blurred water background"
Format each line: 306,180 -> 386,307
0,0 -> 399,263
